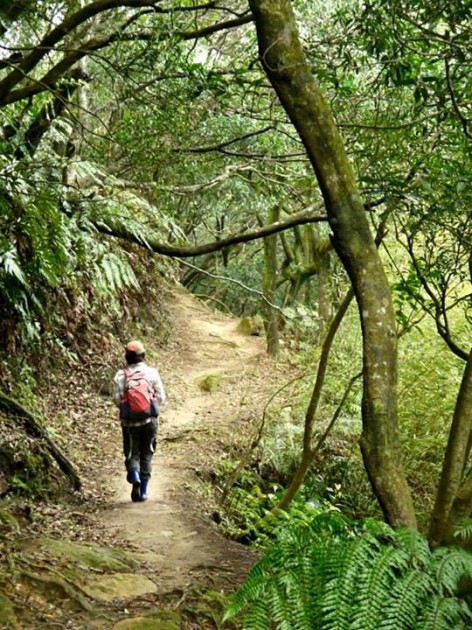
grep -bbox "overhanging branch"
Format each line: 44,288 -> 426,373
179,259 -> 283,311
0,3 -> 253,107
92,207 -> 328,258
0,1 -> 166,99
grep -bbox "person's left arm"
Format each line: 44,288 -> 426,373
113,369 -> 125,406
151,369 -> 166,406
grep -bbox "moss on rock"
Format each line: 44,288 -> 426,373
237,315 -> 264,336
39,537 -> 139,571
83,573 -> 157,602
113,610 -> 180,629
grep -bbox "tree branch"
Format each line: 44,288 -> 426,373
0,1 -> 165,99
178,259 -> 282,311
445,55 -> 472,140
92,207 -> 328,258
0,391 -> 82,492
173,126 -> 275,154
405,230 -> 468,361
0,3 -> 253,107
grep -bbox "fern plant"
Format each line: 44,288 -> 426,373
224,513 -> 472,630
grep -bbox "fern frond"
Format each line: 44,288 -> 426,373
310,510 -> 350,539
383,568 -> 435,630
418,595 -> 472,630
322,533 -> 380,629
242,595 -> 272,630
351,544 -> 410,630
224,562 -> 267,621
393,527 -> 431,567
225,515 -> 472,630
453,518 -> 472,542
431,547 -> 472,596
93,252 -> 139,295
1,249 -> 28,286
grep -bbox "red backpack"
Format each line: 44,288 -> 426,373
120,368 -> 158,422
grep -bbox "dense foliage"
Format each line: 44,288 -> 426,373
0,3 -> 471,624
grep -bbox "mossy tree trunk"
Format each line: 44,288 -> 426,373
263,206 -> 280,356
249,0 -> 417,528
279,224 -> 331,325
429,350 -> 472,546
312,228 -> 332,326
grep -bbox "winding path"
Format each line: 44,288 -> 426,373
99,288 -> 265,594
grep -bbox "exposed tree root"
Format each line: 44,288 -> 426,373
19,569 -> 96,612
0,391 -> 82,491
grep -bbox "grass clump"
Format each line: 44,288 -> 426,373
197,374 -> 222,392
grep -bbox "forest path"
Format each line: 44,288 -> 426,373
98,287 -> 267,597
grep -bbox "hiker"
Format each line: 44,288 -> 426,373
113,340 -> 166,502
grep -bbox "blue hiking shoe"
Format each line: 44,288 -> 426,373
127,469 -> 141,502
127,469 -> 140,484
131,482 -> 141,502
139,478 -> 149,502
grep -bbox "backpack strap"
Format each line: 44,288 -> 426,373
123,366 -> 131,390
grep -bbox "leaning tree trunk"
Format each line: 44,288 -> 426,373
263,206 -> 280,356
0,391 -> 82,491
249,0 -> 416,528
274,287 -> 354,513
312,227 -> 333,327
429,349 -> 472,546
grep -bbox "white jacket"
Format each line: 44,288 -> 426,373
113,361 -> 166,408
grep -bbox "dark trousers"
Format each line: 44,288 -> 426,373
122,418 -> 158,480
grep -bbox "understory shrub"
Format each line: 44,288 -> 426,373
217,459 -> 336,546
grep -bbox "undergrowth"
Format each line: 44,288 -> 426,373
224,513 -> 472,630
216,302 -> 466,546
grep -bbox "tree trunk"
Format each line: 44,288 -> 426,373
249,0 -> 416,528
429,349 -> 472,546
274,287 -> 354,513
263,206 -> 280,356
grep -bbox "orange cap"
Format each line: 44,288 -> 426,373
125,340 -> 145,355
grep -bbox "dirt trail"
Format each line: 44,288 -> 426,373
99,287 -> 266,594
